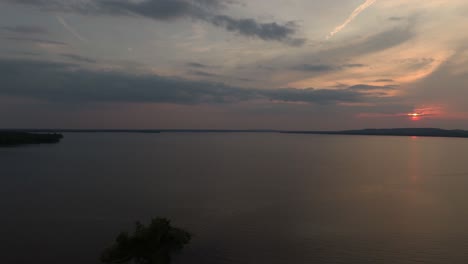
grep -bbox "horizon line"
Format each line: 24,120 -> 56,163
0,127 -> 465,133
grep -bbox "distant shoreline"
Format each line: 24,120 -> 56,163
2,128 -> 468,139
280,128 -> 468,139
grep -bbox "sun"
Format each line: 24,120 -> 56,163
408,113 -> 422,121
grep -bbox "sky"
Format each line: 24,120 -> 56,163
1,0 -> 468,130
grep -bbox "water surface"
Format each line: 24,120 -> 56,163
2,133 -> 468,263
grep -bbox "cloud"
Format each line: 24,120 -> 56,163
187,62 -> 210,68
188,69 -> 254,82
343,63 -> 366,68
292,63 -> 366,72
5,36 -> 67,46
400,57 -> 435,70
319,26 -> 415,63
12,51 -> 41,56
55,15 -> 88,43
293,64 -> 336,72
3,0 -> 302,44
327,0 -> 377,39
60,53 -> 97,63
374,79 -> 394,83
0,58 -> 377,105
209,15 -> 303,44
285,26 -> 416,88
388,16 -> 405,21
1,25 -> 48,34
188,69 -> 220,77
348,84 -> 396,91
263,88 -> 363,104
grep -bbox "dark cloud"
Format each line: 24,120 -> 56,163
60,54 -> 97,63
188,69 -> 255,82
188,69 -> 220,77
388,16 -> 405,21
263,88 -> 362,104
0,58 -> 375,105
236,77 -> 254,82
355,27 -> 414,55
1,25 -> 48,34
259,26 -> 417,80
400,57 -> 434,70
5,36 -> 67,45
209,15 -> 303,43
348,84 -> 396,91
343,63 -> 366,68
187,62 -> 210,68
293,64 -> 335,72
292,63 -> 366,72
308,27 -> 415,65
374,79 -> 394,83
257,65 -> 276,71
95,0 -> 203,19
12,51 -> 41,56
2,0 -> 302,44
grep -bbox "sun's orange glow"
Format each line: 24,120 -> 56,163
357,106 -> 444,121
408,113 -> 422,121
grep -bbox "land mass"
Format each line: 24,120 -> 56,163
281,128 -> 468,138
0,131 -> 63,146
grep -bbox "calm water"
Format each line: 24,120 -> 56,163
2,133 -> 468,263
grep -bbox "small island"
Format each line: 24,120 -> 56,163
0,131 -> 63,146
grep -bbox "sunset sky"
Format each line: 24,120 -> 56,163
1,0 -> 468,129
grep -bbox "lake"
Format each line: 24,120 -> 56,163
2,133 -> 468,263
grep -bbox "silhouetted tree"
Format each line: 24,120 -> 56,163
101,218 -> 191,264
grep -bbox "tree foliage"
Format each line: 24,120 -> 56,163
101,218 -> 192,264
